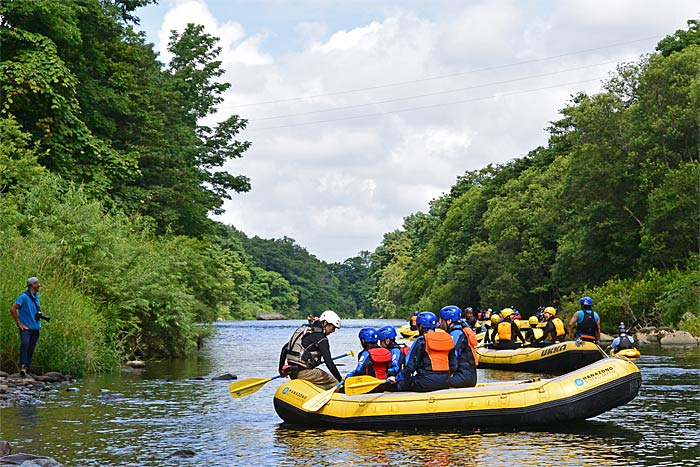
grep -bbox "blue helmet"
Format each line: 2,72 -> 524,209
358,327 -> 379,343
378,326 -> 397,341
416,312 -> 438,330
580,296 -> 593,307
439,305 -> 462,322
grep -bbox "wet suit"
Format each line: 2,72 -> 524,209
447,322 -> 477,388
393,332 -> 457,392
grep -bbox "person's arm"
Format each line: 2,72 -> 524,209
10,301 -> 28,331
390,338 -> 422,383
595,313 -> 601,344
567,312 -> 578,340
278,343 -> 289,375
448,347 -> 458,373
513,323 -> 526,343
388,348 -> 401,376
317,336 -> 342,381
345,350 -> 369,379
537,322 -> 553,343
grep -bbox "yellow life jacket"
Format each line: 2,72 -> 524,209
553,318 -> 565,337
497,321 -> 512,341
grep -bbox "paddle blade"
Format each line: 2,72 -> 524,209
229,377 -> 271,398
344,375 -> 386,396
302,383 -> 342,412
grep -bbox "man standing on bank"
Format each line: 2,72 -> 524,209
278,310 -> 343,390
9,277 -> 42,377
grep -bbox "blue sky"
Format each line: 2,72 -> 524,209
133,0 -> 698,263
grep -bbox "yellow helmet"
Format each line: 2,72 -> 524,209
490,315 -> 501,325
501,308 -> 514,318
544,306 -> 556,316
528,316 -> 539,326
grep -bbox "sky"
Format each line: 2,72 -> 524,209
133,0 -> 698,263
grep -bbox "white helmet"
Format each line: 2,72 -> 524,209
319,310 -> 341,329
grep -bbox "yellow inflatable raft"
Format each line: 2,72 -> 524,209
273,357 -> 641,428
610,348 -> 641,359
474,340 -> 605,373
398,324 -> 419,340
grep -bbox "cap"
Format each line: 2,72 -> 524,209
27,277 -> 39,287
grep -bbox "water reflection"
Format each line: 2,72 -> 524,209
272,425 -> 630,467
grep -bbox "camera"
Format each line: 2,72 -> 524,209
35,312 -> 51,322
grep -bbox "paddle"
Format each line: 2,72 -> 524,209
301,380 -> 344,412
344,375 -> 389,396
229,349 -> 354,399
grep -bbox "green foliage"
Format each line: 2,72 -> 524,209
678,313 -> 700,337
1,1 -> 251,237
240,234 -> 361,316
0,115 -> 45,194
656,18 -> 700,57
0,236 -> 120,376
2,174 -> 239,360
656,264 -> 700,327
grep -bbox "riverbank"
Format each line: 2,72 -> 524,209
0,371 -> 75,408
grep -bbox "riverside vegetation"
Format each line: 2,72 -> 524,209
0,2 -> 698,377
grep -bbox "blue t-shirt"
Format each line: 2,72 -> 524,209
15,291 -> 41,330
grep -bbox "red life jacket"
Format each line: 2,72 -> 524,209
367,347 -> 392,380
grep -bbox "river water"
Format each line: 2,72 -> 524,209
1,319 -> 698,466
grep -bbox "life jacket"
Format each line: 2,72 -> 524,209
577,310 -> 597,338
552,318 -> 565,337
410,315 -> 417,327
497,321 -> 513,341
461,326 -> 479,366
285,324 -> 325,369
423,331 -> 454,372
529,327 -> 544,341
367,347 -> 392,380
617,333 -> 633,350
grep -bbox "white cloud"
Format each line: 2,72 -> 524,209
141,0 -> 699,262
157,0 -> 272,66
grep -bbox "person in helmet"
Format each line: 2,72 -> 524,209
278,310 -> 343,389
387,311 -> 457,392
524,316 -> 544,343
378,325 -> 409,377
438,306 -> 477,388
536,307 -> 566,344
511,307 -> 522,320
568,297 -> 600,344
484,313 -> 502,345
410,311 -> 419,331
608,322 -> 635,353
463,307 -> 478,330
493,308 -> 526,350
344,328 -> 392,392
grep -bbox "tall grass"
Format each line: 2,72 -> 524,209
0,237 -> 120,376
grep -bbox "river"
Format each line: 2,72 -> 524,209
1,319 -> 698,466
